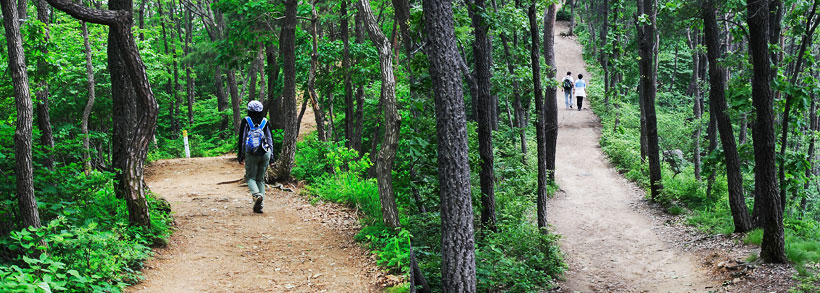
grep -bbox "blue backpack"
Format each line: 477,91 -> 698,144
244,117 -> 269,155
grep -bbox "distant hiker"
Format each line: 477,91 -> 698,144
238,100 -> 273,213
562,71 -> 574,109
574,74 -> 587,111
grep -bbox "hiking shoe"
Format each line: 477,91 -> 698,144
252,194 -> 263,213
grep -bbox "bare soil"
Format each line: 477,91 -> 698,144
548,21 -> 719,292
126,109 -> 384,292
548,21 -> 798,292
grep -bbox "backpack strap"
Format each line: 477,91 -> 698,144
259,118 -> 267,130
245,116 -> 257,129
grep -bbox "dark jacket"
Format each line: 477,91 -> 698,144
237,112 -> 274,163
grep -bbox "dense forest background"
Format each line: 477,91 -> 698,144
1,0 -> 819,291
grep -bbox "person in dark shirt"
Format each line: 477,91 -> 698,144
237,100 -> 274,213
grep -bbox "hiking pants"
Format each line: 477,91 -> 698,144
564,90 -> 573,108
245,151 -> 272,200
577,96 -> 584,110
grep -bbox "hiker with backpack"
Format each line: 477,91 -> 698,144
562,71 -> 574,109
237,100 -> 274,213
574,74 -> 587,111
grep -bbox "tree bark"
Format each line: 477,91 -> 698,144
342,0 -> 354,148
30,1 -> 55,171
81,20 -> 96,175
688,29 -> 702,181
47,0 -> 160,227
424,0 -> 477,288
185,7 -> 195,125
746,0 -> 787,263
470,0 -> 497,231
308,2 -> 327,142
2,0 -> 42,230
702,1 -> 753,233
215,66 -> 230,132
529,0 -> 548,233
637,0 -> 662,199
543,3 -> 558,182
776,5 -> 819,212
268,0 -> 298,181
358,0 -> 401,228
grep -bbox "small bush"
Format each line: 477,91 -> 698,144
743,229 -> 764,245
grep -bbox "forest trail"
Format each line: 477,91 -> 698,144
547,21 -> 719,292
127,113 -> 381,292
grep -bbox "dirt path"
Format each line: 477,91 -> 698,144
127,117 -> 380,292
547,21 -> 720,292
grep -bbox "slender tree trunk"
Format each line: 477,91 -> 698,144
746,0 -> 787,263
702,1 -> 753,232
637,0 -> 662,199
358,0 -> 401,228
263,44 -> 281,128
529,0 -> 548,233
688,29 -> 702,181
215,66 -> 230,132
351,8 -> 365,153
81,20 -> 96,175
470,0 -> 497,231
268,0 -> 299,181
342,0 -> 354,148
185,8 -> 194,124
308,2 -> 327,142
541,3 -> 558,232
803,98 -> 817,218
424,0 -> 477,288
33,1 -> 56,170
776,6 -> 819,212
2,0 -> 42,229
138,0 -> 144,40
569,0 -> 575,35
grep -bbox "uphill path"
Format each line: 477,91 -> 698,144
547,21 -> 720,292
127,106 -> 383,292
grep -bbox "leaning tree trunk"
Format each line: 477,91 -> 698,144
687,29 -> 702,181
424,0 -> 477,288
34,0 -> 56,170
267,0 -> 298,181
358,0 -> 401,228
2,0 -> 42,230
470,0 -> 497,231
746,0 -> 787,264
47,0 -> 160,227
528,0 -> 548,233
702,0 -> 753,233
308,2 -> 328,142
81,20 -> 96,175
541,3 -> 558,233
637,0 -> 662,199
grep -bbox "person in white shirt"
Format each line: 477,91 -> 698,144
574,74 -> 587,111
561,72 -> 574,109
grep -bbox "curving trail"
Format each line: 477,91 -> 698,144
127,111 -> 381,292
547,21 -> 719,292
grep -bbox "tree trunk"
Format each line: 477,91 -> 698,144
31,1 -> 56,171
185,7 -> 195,125
637,0 -> 662,199
529,0 -> 548,233
81,20 -> 96,175
688,29 -> 702,181
215,66 -> 230,132
776,5 -> 819,212
803,98 -> 817,218
470,0 -> 497,231
47,0 -> 160,227
746,0 -> 787,263
227,70 -> 242,134
342,0 -> 354,148
2,0 -> 42,230
263,44 -> 281,129
358,0 -> 401,228
541,3 -> 558,233
569,0 -> 575,35
423,0 -> 477,288
308,2 -> 327,142
702,1 -> 753,233
268,0 -> 298,181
